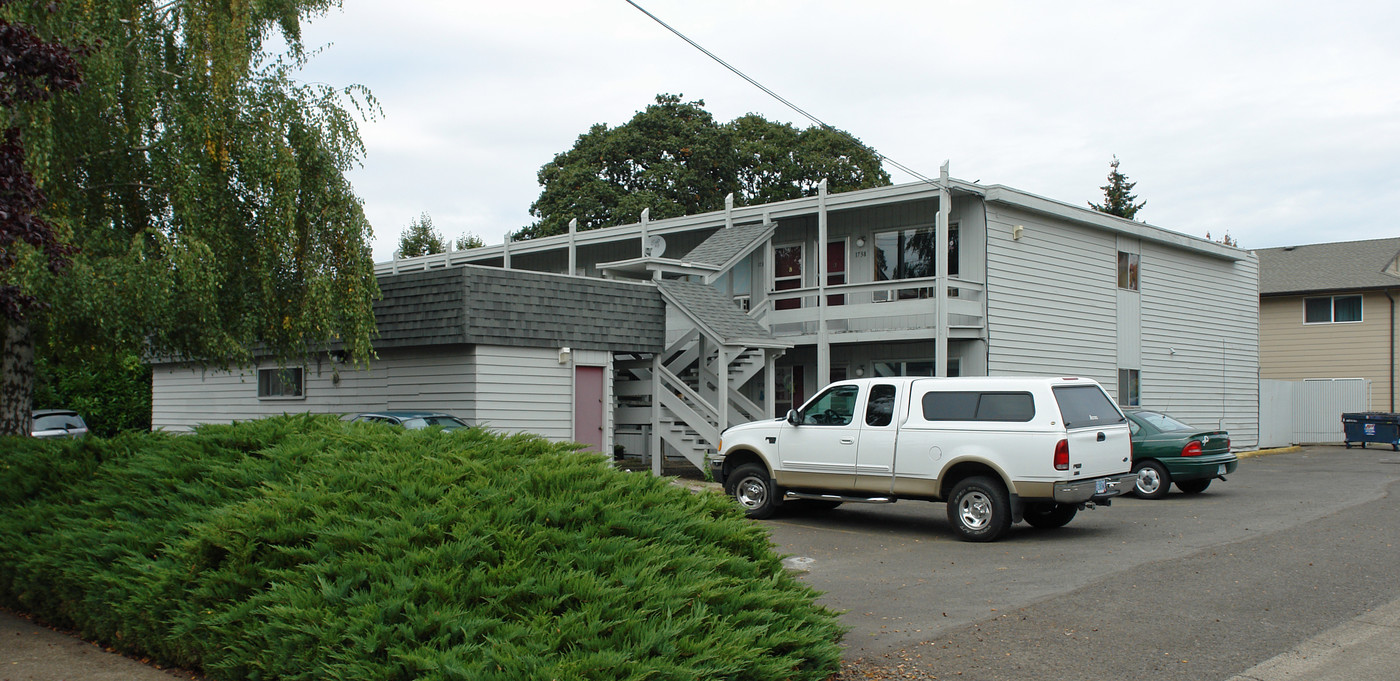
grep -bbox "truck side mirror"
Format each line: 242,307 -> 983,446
786,409 -> 800,426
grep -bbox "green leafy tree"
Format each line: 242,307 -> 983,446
520,94 -> 890,240
454,233 -> 485,250
0,0 -> 380,435
1089,155 -> 1146,220
397,212 -> 446,257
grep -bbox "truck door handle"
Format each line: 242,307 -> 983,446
840,438 -> 855,445
1096,432 -> 1106,442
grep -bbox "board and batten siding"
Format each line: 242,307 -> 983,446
1138,241 -> 1260,449
1260,292 -> 1396,412
151,348 -> 476,432
984,205 -> 1120,387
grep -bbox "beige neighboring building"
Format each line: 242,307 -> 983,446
1258,237 -> 1400,413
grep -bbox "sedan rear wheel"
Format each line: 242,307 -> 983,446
1132,460 -> 1171,500
1175,478 -> 1212,494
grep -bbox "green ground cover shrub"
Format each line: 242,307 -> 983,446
0,415 -> 844,680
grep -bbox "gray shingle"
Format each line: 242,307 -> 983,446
680,221 -> 774,268
372,265 -> 665,352
656,280 -> 782,346
1257,238 -> 1400,295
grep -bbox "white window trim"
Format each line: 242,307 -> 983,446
1302,294 -> 1364,325
257,367 -> 306,401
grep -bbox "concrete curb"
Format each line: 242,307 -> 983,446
1238,446 -> 1303,459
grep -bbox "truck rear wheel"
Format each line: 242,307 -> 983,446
1023,502 -> 1078,529
726,463 -> 781,519
947,476 -> 1012,542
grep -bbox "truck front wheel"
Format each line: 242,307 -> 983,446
947,476 -> 1012,542
726,463 -> 781,519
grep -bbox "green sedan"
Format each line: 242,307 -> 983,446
1125,409 -> 1238,499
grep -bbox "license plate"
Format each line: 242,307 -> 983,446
1218,464 -> 1227,475
1095,479 -> 1107,494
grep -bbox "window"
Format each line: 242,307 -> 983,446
1117,252 -> 1140,291
258,367 -> 304,398
1053,385 -> 1125,429
773,244 -> 803,310
866,384 -> 897,427
798,385 -> 860,426
827,240 -> 847,306
1304,295 -> 1362,324
920,391 -> 1035,422
1117,369 -> 1140,407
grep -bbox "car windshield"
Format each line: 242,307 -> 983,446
1133,411 -> 1195,432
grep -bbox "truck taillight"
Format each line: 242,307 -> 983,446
1182,441 -> 1203,457
1054,439 -> 1069,470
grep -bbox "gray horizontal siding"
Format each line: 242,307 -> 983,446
985,205 -> 1119,386
151,349 -> 476,432
1139,243 -> 1260,449
473,346 -> 572,440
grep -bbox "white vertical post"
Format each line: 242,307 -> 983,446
651,353 -> 663,476
725,193 -> 734,229
568,218 -> 577,276
717,345 -> 729,434
936,161 -> 951,377
765,351 -> 778,419
502,233 -> 512,270
816,178 -> 830,388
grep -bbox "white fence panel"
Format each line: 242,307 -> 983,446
1259,380 -> 1294,448
1260,378 -> 1371,446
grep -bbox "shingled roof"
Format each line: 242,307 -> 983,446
374,265 -> 665,352
1257,237 -> 1400,295
681,221 -> 775,269
656,280 -> 788,348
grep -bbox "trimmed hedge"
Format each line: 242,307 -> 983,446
0,415 -> 844,680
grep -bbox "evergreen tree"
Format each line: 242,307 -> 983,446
1089,156 -> 1146,220
397,212 -> 446,257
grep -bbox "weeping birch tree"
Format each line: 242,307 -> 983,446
0,0 -> 379,435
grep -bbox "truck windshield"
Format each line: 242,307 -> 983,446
1052,385 -> 1125,429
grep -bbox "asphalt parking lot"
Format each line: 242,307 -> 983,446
762,445 -> 1400,679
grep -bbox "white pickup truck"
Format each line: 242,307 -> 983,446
710,376 -> 1135,542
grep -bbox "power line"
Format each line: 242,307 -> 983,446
624,0 -> 940,187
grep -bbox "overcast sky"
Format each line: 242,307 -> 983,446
290,1 -> 1399,263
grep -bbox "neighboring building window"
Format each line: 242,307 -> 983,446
1118,368 -> 1140,407
1304,295 -> 1362,324
258,367 -> 304,398
1117,252 -> 1140,291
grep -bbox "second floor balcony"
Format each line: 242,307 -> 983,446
748,276 -> 986,344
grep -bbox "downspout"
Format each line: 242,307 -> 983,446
1387,290 -> 1396,412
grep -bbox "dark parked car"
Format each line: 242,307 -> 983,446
348,411 -> 470,431
1125,409 -> 1237,499
32,409 -> 89,439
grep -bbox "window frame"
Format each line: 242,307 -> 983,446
257,367 -> 305,400
1303,295 -> 1363,324
1117,251 -> 1140,291
1117,368 -> 1141,407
